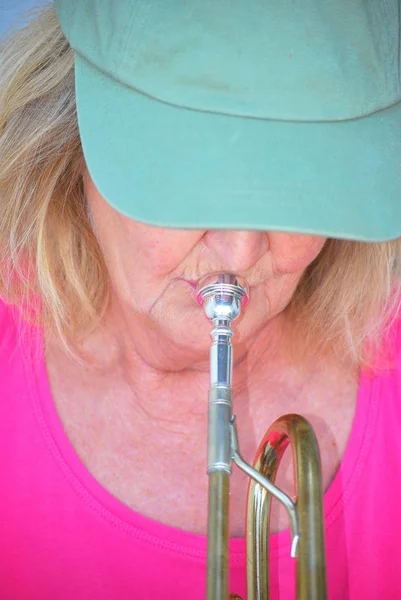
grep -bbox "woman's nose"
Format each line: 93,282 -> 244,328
203,230 -> 268,273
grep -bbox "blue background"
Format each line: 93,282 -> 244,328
0,0 -> 49,36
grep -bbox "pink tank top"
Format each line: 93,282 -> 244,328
1,298 -> 401,600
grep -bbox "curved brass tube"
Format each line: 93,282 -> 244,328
241,414 -> 327,600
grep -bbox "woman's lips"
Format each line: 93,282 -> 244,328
180,278 -> 262,297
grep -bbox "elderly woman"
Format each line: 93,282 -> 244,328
1,1 -> 401,599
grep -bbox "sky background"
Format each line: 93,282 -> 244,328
0,0 -> 49,37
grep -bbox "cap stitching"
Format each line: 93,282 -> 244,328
118,2 -> 152,76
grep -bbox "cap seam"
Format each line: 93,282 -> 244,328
118,2 -> 146,72
74,52 -> 401,124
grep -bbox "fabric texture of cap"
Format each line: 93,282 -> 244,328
55,0 -> 401,241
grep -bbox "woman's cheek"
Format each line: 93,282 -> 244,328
263,270 -> 304,313
125,225 -> 204,275
269,233 -> 327,275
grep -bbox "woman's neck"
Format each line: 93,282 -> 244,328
44,313 -> 359,536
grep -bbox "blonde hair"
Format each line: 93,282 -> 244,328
1,4 -> 400,365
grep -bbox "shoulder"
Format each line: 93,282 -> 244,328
0,298 -> 40,360
0,297 -> 19,351
368,311 -> 401,376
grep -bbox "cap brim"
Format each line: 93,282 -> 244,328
75,54 -> 401,242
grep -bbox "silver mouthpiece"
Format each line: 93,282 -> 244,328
196,273 -> 249,323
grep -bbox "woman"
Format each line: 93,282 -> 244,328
1,1 -> 401,599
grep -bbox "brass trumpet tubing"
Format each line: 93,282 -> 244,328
206,385 -> 233,600
206,348 -> 233,600
245,425 -> 290,600
207,471 -> 230,600
246,414 -> 327,600
291,416 -> 326,600
197,274 -> 327,600
197,274 -> 249,600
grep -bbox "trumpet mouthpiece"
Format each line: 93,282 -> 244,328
196,273 -> 249,323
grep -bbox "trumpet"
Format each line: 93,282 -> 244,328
196,274 -> 327,600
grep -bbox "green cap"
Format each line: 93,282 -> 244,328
55,0 -> 401,241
